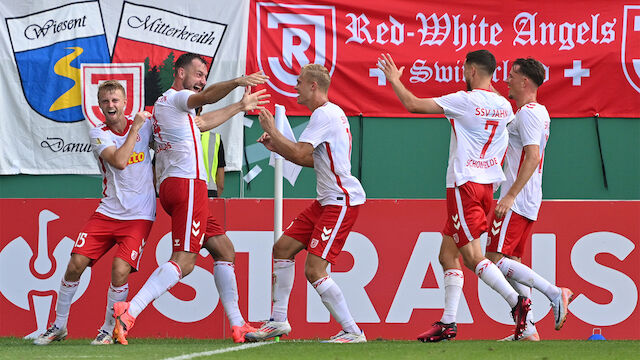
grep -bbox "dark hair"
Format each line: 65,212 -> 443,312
513,58 -> 545,87
466,50 -> 496,76
174,53 -> 207,75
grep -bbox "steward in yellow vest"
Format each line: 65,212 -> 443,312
201,131 -> 225,197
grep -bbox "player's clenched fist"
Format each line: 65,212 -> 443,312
133,111 -> 152,130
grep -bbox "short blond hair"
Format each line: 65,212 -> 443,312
97,80 -> 125,100
300,64 -> 330,92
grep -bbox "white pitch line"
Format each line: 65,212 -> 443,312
162,342 -> 274,360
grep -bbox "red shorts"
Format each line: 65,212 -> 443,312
486,209 -> 535,258
159,177 -> 210,253
206,215 -> 225,238
284,200 -> 360,264
442,182 -> 493,248
72,212 -> 153,271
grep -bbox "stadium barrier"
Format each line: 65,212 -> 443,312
0,198 -> 637,340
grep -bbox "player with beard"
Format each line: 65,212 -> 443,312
378,50 -> 531,341
113,53 -> 270,344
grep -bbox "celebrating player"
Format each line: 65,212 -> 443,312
378,50 -> 531,341
112,53 -> 270,344
34,80 -> 154,345
245,64 -> 367,343
485,58 -> 573,341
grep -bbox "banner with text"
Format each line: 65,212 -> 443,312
0,0 -> 248,175
1,199 -> 637,340
247,0 -> 640,118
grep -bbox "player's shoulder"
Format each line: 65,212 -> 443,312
155,88 -> 191,103
313,102 -> 344,118
519,102 -> 549,117
89,122 -> 110,135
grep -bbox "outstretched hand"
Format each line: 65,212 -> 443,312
377,53 -> 404,85
238,71 -> 269,87
241,87 -> 270,112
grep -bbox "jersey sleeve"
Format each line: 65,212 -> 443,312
169,90 -> 195,112
299,108 -> 333,148
518,108 -> 544,146
433,91 -> 468,119
89,126 -> 115,157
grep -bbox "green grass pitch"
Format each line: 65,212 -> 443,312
0,337 -> 638,360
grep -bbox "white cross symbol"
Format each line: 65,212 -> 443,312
564,60 -> 590,86
369,68 -> 386,86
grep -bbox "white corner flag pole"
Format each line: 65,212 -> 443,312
273,105 -> 285,243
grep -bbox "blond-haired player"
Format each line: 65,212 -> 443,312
246,64 -> 367,343
34,80 -> 154,345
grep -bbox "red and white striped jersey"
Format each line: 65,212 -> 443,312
152,88 -> 207,187
89,117 -> 155,221
500,102 -> 550,221
434,89 -> 514,188
298,102 -> 365,206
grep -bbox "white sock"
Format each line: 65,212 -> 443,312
496,257 -> 561,301
475,259 -> 519,308
214,261 -> 244,327
271,259 -> 294,322
129,261 -> 181,318
440,269 -> 464,324
53,279 -> 79,329
100,283 -> 128,334
313,276 -> 360,334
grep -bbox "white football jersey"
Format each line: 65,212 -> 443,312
89,117 -> 156,221
299,102 -> 366,206
500,103 -> 550,220
152,88 -> 207,187
434,89 -> 514,188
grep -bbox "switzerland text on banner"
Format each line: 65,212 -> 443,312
247,0 -> 640,118
0,0 -> 248,175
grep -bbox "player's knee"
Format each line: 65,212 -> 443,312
272,241 -> 293,260
304,266 -> 323,284
438,252 -> 459,269
204,235 -> 236,262
462,254 -> 484,271
111,263 -> 131,286
64,256 -> 88,281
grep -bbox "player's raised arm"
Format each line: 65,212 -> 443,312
377,53 -> 444,115
195,88 -> 270,132
188,71 -> 269,109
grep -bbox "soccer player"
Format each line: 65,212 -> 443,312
377,50 -> 531,341
112,53 -> 270,344
34,80 -> 154,345
245,64 -> 367,343
485,58 -> 573,341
